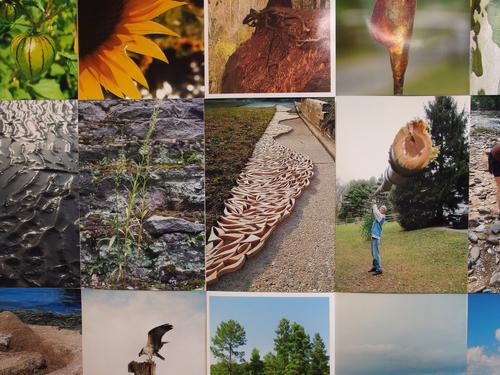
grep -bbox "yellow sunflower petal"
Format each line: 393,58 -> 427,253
125,0 -> 185,22
79,64 -> 104,100
119,34 -> 169,63
100,55 -> 142,99
91,55 -> 126,99
118,20 -> 180,37
101,47 -> 149,88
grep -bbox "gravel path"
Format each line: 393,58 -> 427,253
209,115 -> 335,292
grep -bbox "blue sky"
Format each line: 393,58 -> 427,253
468,294 -> 500,375
209,295 -> 330,362
468,294 -> 500,350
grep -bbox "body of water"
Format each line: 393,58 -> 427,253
471,110 -> 500,129
0,288 -> 81,314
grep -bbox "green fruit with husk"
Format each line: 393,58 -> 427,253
11,33 -> 56,82
0,1 -> 21,33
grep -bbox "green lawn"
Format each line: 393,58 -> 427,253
205,105 -> 276,234
335,221 -> 467,293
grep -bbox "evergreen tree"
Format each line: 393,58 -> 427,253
285,323 -> 312,375
211,320 -> 248,375
248,348 -> 265,375
263,352 -> 279,375
308,333 -> 329,375
274,319 -> 292,373
338,178 -> 378,220
391,96 -> 469,229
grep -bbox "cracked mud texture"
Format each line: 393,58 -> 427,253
0,101 -> 80,288
79,100 -> 205,290
468,110 -> 500,293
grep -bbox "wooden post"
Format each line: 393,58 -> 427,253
128,361 -> 156,375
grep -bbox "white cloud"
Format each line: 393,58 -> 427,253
496,329 -> 500,343
468,346 -> 500,375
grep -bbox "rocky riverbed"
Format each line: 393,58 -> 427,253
468,111 -> 500,293
79,100 -> 205,290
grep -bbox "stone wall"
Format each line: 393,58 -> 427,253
79,100 -> 205,290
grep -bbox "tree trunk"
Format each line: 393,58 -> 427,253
128,361 -> 156,375
266,0 -> 293,8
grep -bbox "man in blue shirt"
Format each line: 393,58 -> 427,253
369,203 -> 386,275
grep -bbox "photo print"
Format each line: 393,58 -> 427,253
79,99 -> 205,290
0,100 -> 80,288
82,289 -> 205,375
207,0 -> 333,95
337,0 -> 469,95
205,98 -> 335,292
0,288 -> 82,374
336,96 -> 469,293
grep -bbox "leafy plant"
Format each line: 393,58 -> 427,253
0,0 -> 77,99
99,101 -> 161,285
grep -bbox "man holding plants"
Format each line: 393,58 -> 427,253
369,203 -> 386,276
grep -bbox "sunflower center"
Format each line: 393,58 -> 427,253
78,0 -> 125,58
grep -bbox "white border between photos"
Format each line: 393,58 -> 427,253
203,0 -> 336,98
206,292 -> 336,375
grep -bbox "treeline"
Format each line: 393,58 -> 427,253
211,319 -> 330,375
472,95 -> 500,111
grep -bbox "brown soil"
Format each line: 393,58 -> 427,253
0,312 -> 82,374
221,7 -> 331,93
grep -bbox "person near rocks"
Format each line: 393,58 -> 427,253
488,143 -> 500,217
369,202 -> 386,276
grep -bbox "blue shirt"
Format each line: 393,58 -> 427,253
371,204 -> 386,239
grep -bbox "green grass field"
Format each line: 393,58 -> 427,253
205,105 -> 276,234
335,221 -> 467,293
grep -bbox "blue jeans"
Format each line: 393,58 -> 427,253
371,237 -> 382,271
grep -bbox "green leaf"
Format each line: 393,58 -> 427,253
58,51 -> 77,60
14,88 -> 31,99
50,62 -> 66,76
66,59 -> 77,77
29,79 -> 65,99
0,87 -> 13,100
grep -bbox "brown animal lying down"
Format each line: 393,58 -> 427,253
221,6 -> 331,94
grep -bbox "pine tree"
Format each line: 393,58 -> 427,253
248,348 -> 265,375
263,352 -> 279,375
211,320 -> 248,375
285,323 -> 312,375
274,319 -> 292,373
308,333 -> 329,375
391,96 -> 469,230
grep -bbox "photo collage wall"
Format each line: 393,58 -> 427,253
0,0 -> 498,374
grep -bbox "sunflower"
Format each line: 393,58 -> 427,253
78,0 -> 185,100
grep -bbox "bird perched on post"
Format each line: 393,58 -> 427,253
138,324 -> 173,361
